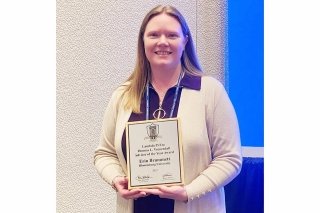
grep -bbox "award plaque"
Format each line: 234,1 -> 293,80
126,118 -> 184,189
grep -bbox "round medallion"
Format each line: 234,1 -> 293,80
153,108 -> 166,119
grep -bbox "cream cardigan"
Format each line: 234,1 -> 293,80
94,76 -> 242,213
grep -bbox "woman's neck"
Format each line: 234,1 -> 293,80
150,65 -> 183,104
151,65 -> 182,89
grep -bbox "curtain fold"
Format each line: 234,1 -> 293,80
225,157 -> 264,213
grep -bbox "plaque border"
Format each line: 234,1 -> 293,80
126,118 -> 184,189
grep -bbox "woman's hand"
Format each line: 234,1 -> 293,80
112,176 -> 148,200
140,185 -> 188,202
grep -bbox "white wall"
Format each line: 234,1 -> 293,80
56,1 -> 227,212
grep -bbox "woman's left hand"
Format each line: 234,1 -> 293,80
141,185 -> 188,202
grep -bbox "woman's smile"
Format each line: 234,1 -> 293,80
154,50 -> 173,55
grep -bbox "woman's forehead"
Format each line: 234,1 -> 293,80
145,13 -> 182,32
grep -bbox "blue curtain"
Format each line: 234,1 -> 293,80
225,157 -> 264,213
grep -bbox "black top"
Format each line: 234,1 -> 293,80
121,74 -> 201,213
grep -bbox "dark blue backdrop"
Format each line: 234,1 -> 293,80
228,0 -> 264,147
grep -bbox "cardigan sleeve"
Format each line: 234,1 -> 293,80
185,77 -> 242,200
94,89 -> 126,185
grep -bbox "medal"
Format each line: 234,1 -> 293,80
145,71 -> 184,120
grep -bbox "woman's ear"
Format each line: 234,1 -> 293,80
184,35 -> 189,46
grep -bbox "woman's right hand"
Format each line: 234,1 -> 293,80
112,176 -> 148,200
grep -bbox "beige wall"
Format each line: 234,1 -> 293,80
56,1 -> 227,212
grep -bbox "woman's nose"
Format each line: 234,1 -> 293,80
157,35 -> 169,46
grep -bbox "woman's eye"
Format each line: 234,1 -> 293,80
168,33 -> 178,38
148,33 -> 159,37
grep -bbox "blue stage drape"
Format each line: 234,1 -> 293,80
225,157 -> 264,213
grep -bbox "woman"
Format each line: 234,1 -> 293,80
94,5 -> 242,213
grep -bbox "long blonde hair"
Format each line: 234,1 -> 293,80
123,5 -> 203,113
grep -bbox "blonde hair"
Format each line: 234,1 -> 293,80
123,5 -> 203,113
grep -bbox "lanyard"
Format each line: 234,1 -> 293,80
145,71 -> 184,120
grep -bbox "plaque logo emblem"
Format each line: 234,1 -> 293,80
146,123 -> 159,140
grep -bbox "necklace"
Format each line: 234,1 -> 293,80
153,102 -> 166,119
145,71 -> 184,120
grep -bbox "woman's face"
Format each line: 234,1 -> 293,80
143,13 -> 187,70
